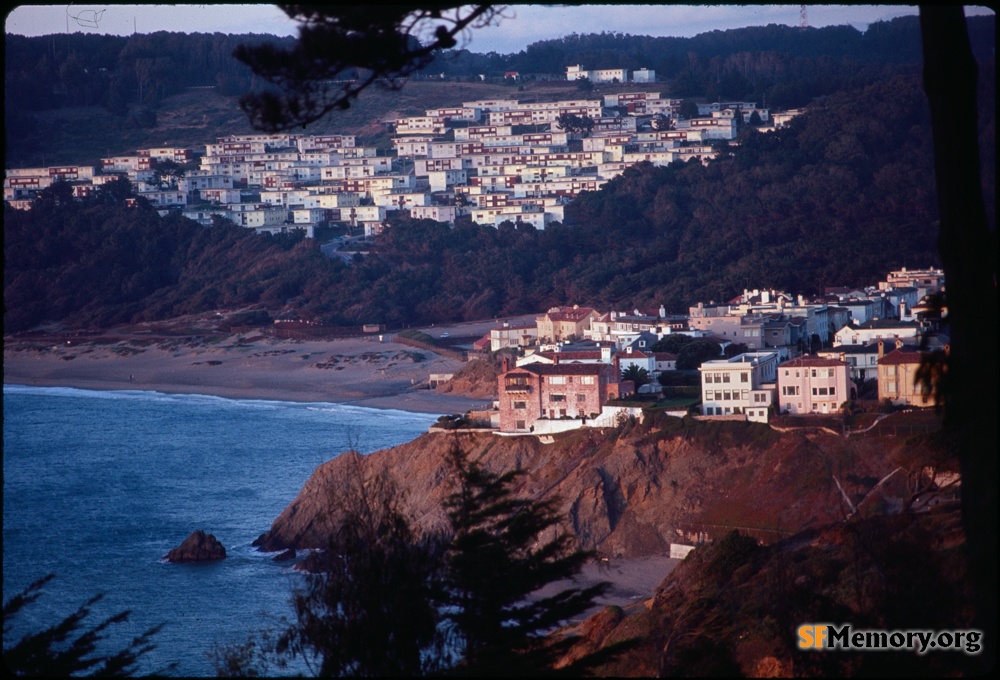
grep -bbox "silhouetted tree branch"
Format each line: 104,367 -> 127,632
3,574 -> 173,677
235,4 -> 507,131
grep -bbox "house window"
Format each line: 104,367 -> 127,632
550,394 -> 566,402
577,394 -> 586,402
580,376 -> 595,385
740,373 -> 748,383
513,401 -> 526,410
723,374 -> 730,383
549,376 -> 567,385
515,420 -> 526,430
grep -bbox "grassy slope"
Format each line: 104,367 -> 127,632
17,79 -> 627,168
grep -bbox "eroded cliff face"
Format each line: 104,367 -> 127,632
254,416 -> 948,559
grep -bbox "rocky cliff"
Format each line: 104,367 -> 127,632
254,413 -> 953,559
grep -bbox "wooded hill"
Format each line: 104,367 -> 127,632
6,66 -> 994,334
4,18 -> 995,334
5,15 -> 993,166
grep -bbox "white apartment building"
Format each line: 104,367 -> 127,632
699,352 -> 779,422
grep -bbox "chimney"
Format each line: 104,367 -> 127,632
899,300 -> 907,319
895,338 -> 903,350
502,356 -> 510,372
553,353 -> 559,365
601,346 -> 612,363
878,340 -> 885,359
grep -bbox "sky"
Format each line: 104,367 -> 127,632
5,4 -> 995,55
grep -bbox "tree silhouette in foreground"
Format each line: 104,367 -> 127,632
919,6 -> 997,672
2,574 -> 172,677
442,445 -> 611,676
272,460 -> 448,677
214,446 -> 621,677
235,4 -> 506,131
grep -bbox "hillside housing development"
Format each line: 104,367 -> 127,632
5,90 -> 787,236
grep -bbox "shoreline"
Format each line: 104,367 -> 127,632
3,331 -> 492,415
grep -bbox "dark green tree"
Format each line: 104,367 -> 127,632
554,112 -> 595,137
676,339 -> 723,370
273,460 -> 448,677
3,574 -> 172,677
651,334 -> 695,354
442,446 -> 609,676
678,99 -> 700,119
621,364 -> 651,390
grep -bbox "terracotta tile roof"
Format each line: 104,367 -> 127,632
537,350 -> 604,361
877,348 -> 925,365
506,363 -> 614,377
780,356 -> 847,368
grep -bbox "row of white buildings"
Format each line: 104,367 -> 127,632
5,91 -> 792,236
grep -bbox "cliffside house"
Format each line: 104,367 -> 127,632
877,342 -> 944,407
777,356 -> 856,415
699,352 -> 779,422
497,357 -> 631,433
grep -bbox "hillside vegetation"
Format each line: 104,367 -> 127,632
250,413 -> 972,676
6,73 -> 975,333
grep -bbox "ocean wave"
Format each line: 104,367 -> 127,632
4,383 -> 438,422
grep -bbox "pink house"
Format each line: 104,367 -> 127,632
497,358 -> 630,432
777,356 -> 855,415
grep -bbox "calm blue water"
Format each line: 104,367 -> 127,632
2,385 -> 438,676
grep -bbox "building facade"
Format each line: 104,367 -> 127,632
777,356 -> 855,415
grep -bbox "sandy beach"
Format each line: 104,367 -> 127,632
3,328 -> 491,415
4,322 -> 680,606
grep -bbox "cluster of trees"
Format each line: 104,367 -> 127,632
4,31 -> 291,161
3,186 -> 345,333
10,69 -> 984,334
214,447 -> 617,676
435,16 -> 994,107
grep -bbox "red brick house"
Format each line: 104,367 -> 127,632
497,358 -> 630,432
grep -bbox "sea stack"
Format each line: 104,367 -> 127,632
164,530 -> 227,563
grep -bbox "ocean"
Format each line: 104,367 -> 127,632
2,384 -> 439,676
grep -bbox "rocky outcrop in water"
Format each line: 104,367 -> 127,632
164,530 -> 227,562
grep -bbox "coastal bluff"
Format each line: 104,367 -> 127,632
254,415 -> 948,558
